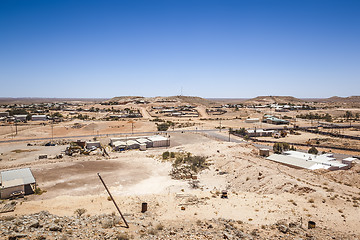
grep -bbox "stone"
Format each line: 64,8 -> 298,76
29,220 -> 40,228
49,224 -> 62,231
278,224 -> 289,234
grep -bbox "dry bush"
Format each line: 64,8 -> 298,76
74,208 -> 87,217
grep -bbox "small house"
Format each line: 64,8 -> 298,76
0,168 -> 36,199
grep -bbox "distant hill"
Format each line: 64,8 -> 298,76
108,95 -> 216,106
207,98 -> 249,103
0,98 -> 108,104
321,96 -> 360,103
172,96 -> 216,106
244,96 -> 304,104
108,96 -> 144,102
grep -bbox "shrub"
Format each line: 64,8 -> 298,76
156,223 -> 164,231
308,146 -> 318,155
162,151 -> 170,160
273,142 -> 290,153
34,187 -> 47,195
74,208 -> 87,217
156,123 -> 170,131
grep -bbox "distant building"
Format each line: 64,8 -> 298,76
246,129 -> 275,137
263,115 -> 289,125
31,115 -> 48,121
14,115 -> 27,121
110,135 -> 170,150
0,112 -> 9,117
245,118 -> 260,123
0,168 -> 36,199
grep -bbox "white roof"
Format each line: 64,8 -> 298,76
32,115 -> 47,117
136,138 -> 151,144
284,151 -> 337,162
1,168 -> 35,186
272,151 -> 348,170
113,141 -> 126,147
147,135 -> 169,141
247,129 -> 274,134
267,154 -> 321,169
125,140 -> 139,145
343,157 -> 357,162
2,179 -> 24,188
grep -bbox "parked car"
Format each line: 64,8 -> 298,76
10,190 -> 24,199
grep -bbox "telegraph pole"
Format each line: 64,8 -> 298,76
219,119 -> 222,132
51,120 -> 54,144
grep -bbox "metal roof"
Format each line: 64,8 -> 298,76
2,179 -> 24,188
136,138 -> 151,144
267,154 -> 320,169
147,135 -> 169,141
0,168 -> 35,186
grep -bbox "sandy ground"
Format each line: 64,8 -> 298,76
1,132 -> 360,238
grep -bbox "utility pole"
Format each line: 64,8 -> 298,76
128,120 -> 134,135
219,119 -> 222,132
51,120 -> 54,144
15,121 -> 18,136
228,130 -> 231,142
97,173 -> 129,228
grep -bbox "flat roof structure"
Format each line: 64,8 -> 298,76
1,168 -> 35,186
267,151 -> 348,170
267,154 -> 322,170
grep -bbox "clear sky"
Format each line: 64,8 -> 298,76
0,0 -> 359,98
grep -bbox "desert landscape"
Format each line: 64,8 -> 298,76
0,96 -> 360,239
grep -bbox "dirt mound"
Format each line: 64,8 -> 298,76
82,123 -> 99,131
324,164 -> 360,188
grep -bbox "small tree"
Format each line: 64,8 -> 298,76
157,123 -> 169,131
273,142 -> 290,153
273,143 -> 283,154
162,151 -> 170,160
308,146 -> 318,155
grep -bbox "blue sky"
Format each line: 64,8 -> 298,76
0,0 -> 359,98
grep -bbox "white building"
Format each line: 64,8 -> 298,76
245,118 -> 260,123
267,150 -> 348,171
31,115 -> 47,121
0,168 -> 36,199
14,115 -> 27,121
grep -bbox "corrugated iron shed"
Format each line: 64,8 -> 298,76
0,168 -> 36,186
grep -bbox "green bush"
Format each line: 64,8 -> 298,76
162,151 -> 170,159
157,123 -> 170,131
308,146 -> 318,155
273,142 -> 290,154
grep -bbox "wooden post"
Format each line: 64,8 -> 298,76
97,173 -> 129,228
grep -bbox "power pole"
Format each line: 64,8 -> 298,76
97,173 -> 129,228
51,120 -> 54,144
219,119 -> 222,132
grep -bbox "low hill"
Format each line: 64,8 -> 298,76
0,98 -> 107,104
108,95 -> 216,106
245,96 -> 304,105
322,96 -> 360,103
108,96 -> 144,102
